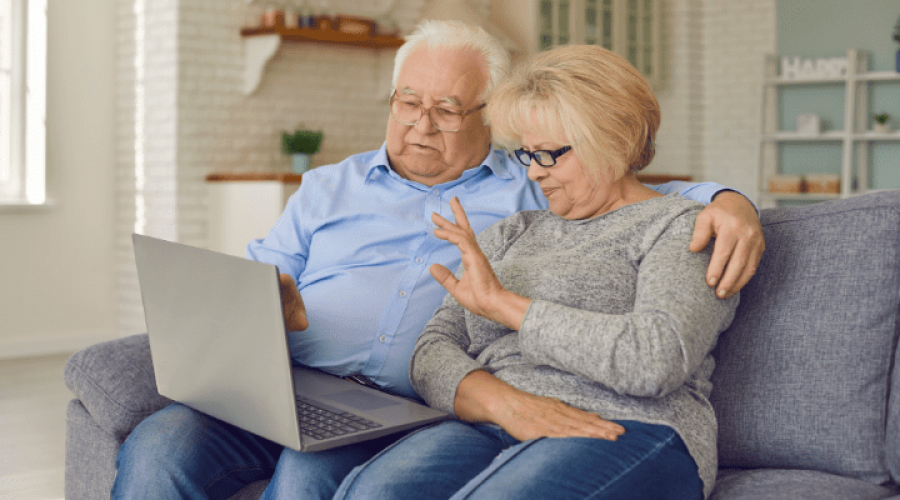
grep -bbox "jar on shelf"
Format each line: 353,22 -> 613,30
261,6 -> 285,28
315,0 -> 335,30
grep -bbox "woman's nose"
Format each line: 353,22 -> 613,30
527,161 -> 546,181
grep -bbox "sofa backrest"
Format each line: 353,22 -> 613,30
710,190 -> 900,485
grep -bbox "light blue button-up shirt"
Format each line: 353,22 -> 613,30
247,144 -> 728,400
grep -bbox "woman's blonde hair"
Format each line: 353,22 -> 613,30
488,44 -> 660,179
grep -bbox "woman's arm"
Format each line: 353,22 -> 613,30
453,370 -> 625,441
417,198 -> 625,441
517,217 -> 739,398
410,296 -> 625,442
649,182 -> 764,299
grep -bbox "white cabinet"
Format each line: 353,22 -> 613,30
534,0 -> 660,85
758,49 -> 900,208
207,173 -> 302,257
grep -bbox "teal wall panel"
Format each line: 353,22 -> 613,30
779,143 -> 842,175
870,143 -> 900,188
778,0 -> 900,72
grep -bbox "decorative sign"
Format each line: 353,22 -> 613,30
781,56 -> 848,80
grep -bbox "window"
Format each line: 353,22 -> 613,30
537,0 -> 659,85
0,0 -> 46,205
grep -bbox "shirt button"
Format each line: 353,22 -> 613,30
399,290 -> 407,297
433,189 -> 440,196
379,335 -> 387,343
415,257 -> 424,264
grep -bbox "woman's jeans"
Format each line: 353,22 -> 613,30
110,403 -> 395,500
334,419 -> 703,500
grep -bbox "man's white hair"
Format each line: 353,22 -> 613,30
392,20 -> 511,106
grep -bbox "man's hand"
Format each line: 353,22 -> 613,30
689,191 -> 765,299
279,274 -> 309,331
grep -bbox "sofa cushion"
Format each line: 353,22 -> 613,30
64,334 -> 172,437
709,469 -> 900,500
710,191 -> 900,484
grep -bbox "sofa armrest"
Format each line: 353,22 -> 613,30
65,399 -> 122,500
64,334 -> 172,438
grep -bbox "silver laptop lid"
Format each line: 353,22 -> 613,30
132,234 -> 302,450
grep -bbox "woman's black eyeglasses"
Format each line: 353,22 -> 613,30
513,146 -> 572,167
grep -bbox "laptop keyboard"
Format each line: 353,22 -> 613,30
296,396 -> 382,440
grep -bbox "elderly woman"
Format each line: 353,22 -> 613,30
332,44 -> 738,500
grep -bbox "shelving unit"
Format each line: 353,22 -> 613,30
241,26 -> 404,95
758,49 -> 900,207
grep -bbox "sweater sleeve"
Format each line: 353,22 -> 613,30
408,293 -> 486,414
517,217 -> 738,398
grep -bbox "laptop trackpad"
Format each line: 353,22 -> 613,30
324,389 -> 400,411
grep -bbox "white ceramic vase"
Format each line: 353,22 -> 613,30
292,153 -> 311,173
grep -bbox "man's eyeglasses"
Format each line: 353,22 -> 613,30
389,92 -> 486,133
513,146 -> 573,167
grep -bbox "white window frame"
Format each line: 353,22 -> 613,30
0,0 -> 46,206
536,0 -> 660,86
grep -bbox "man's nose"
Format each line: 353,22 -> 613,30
413,109 -> 440,134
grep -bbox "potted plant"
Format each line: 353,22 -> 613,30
874,113 -> 891,134
282,127 -> 323,173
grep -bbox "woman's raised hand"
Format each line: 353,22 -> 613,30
430,197 -> 531,330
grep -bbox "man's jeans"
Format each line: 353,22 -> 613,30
110,403 -> 393,500
334,419 -> 704,500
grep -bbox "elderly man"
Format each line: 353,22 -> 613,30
111,20 -> 763,500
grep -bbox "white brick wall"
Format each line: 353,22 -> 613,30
651,0 -> 775,201
652,0 -> 704,179
116,0 -> 181,334
700,0 -> 775,200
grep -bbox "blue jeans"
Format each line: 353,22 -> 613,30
333,420 -> 703,500
110,403 -> 397,500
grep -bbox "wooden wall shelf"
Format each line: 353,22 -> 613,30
241,26 -> 404,95
241,26 -> 404,49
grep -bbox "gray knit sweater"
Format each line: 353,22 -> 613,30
409,194 -> 738,498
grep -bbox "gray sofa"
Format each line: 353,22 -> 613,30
65,190 -> 900,500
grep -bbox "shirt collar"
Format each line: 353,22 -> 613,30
364,143 -> 514,186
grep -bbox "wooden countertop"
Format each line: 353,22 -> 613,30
206,172 -> 304,183
635,174 -> 693,184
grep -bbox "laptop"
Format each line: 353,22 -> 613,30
132,233 -> 450,452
